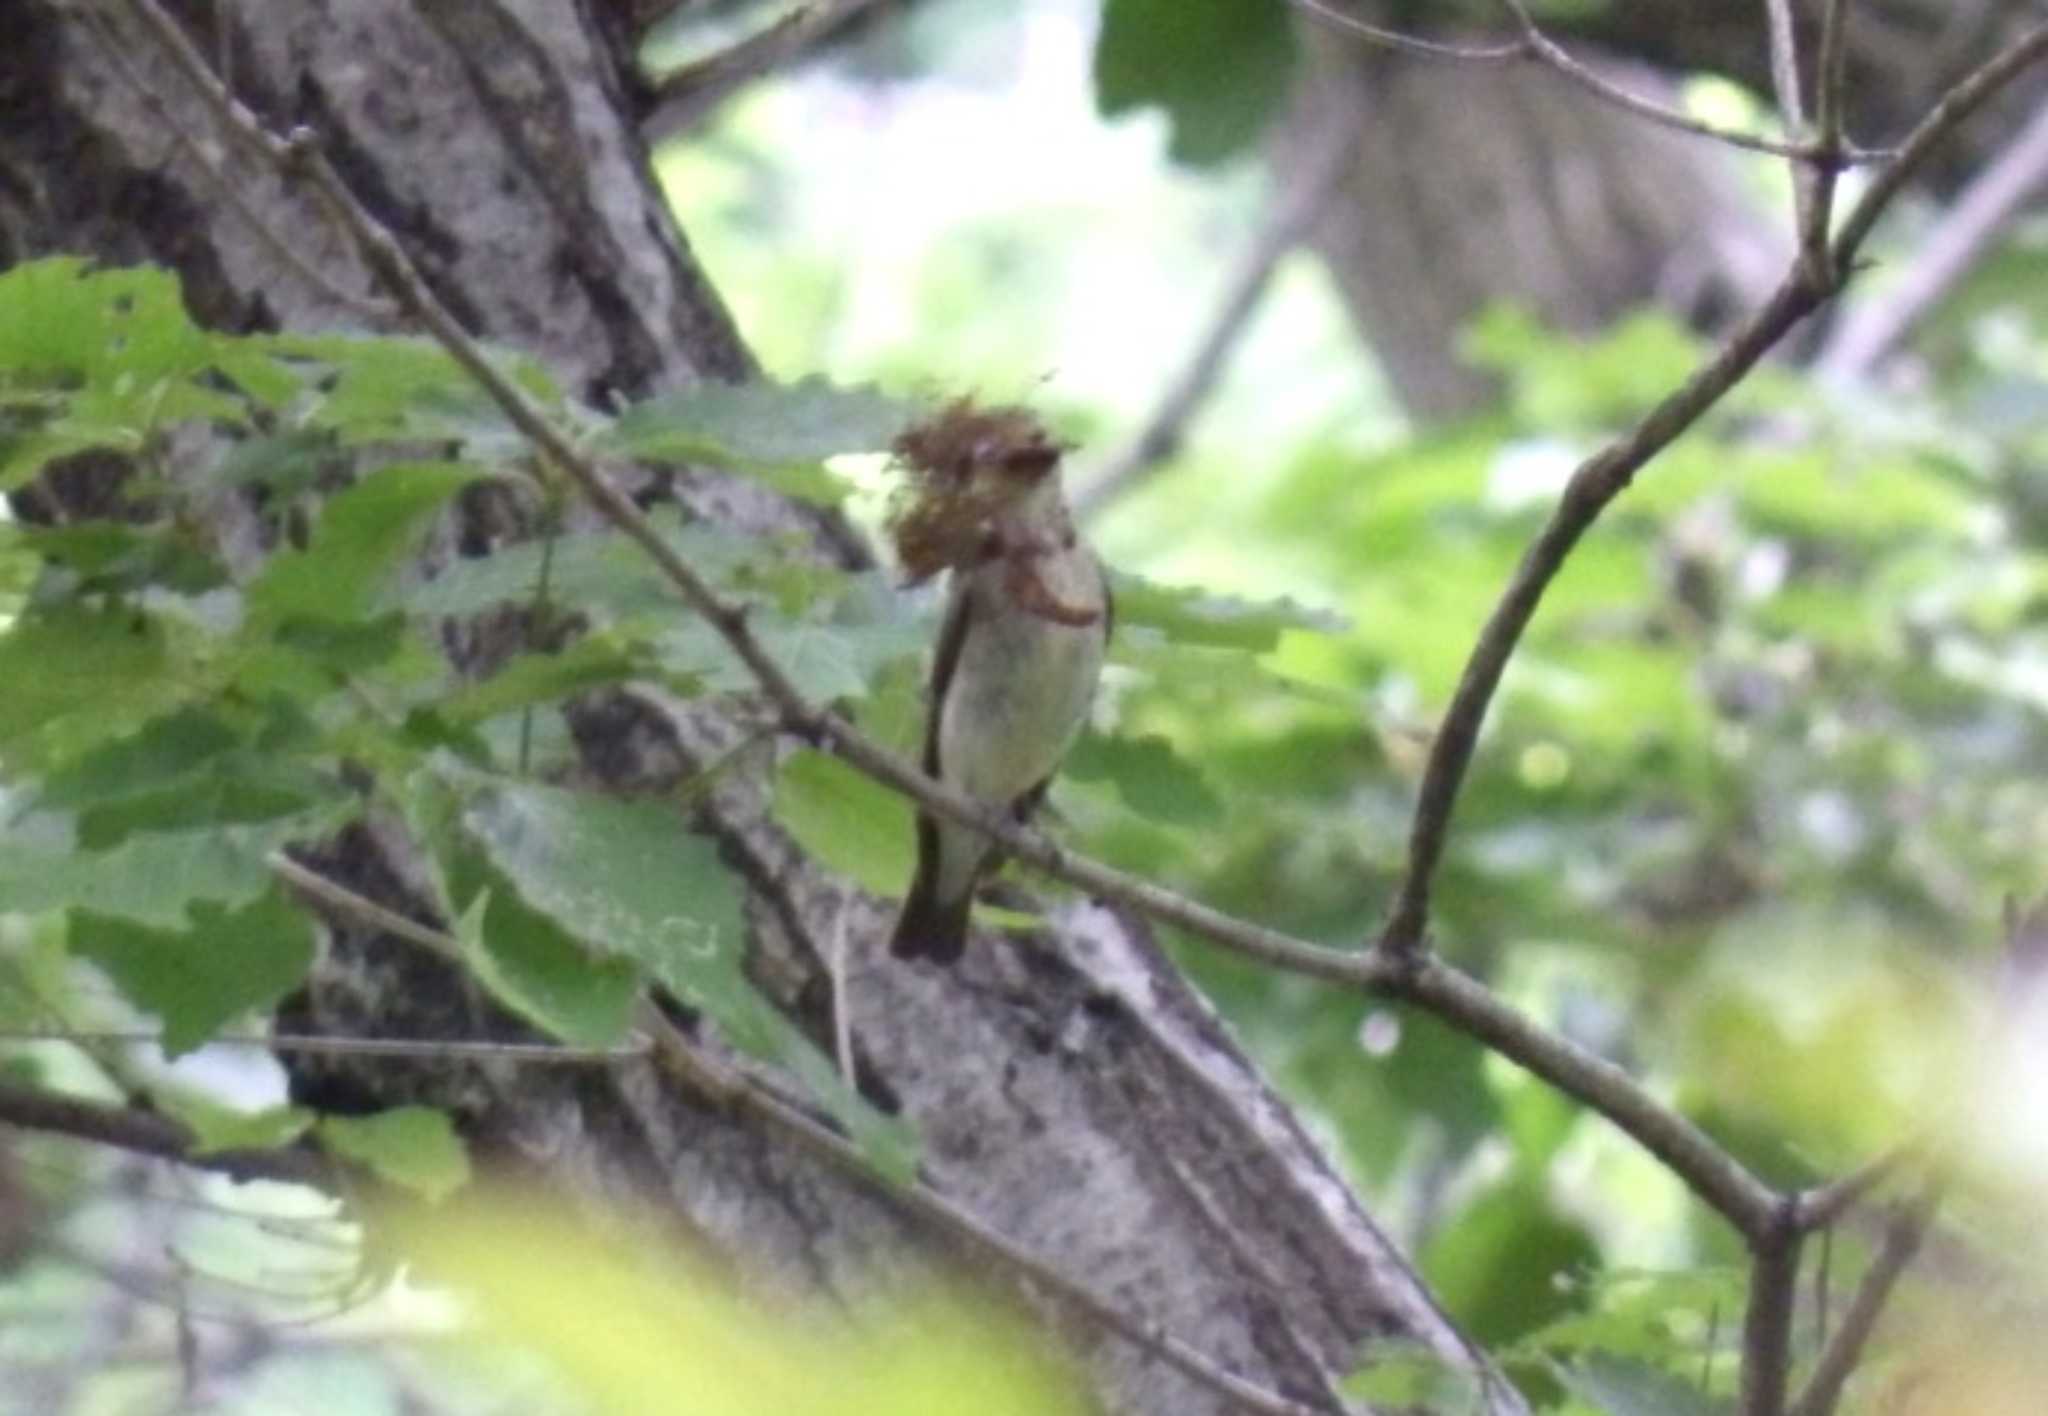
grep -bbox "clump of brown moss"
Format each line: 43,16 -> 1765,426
886,399 -> 1065,583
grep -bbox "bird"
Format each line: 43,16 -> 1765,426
886,405 -> 1109,964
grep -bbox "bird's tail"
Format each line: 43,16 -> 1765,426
889,866 -> 973,965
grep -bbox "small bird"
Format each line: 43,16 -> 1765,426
887,406 -> 1109,965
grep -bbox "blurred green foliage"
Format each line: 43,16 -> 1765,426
9,1 -> 2048,1410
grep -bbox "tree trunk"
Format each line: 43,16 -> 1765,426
1,3 -> 1519,1410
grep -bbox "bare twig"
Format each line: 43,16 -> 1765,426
1763,0 -> 1810,140
1795,1144 -> 1914,1231
644,0 -> 888,139
1287,0 -> 1524,62
1739,1213 -> 1805,1416
1818,96 -> 2048,380
1377,269 -> 1822,954
1760,0 -> 1830,273
0,1076 -> 332,1190
1379,19 -> 2048,958
1832,23 -> 2048,262
1494,0 -> 1879,163
1787,1183 -> 1942,1416
1076,89 -> 1360,516
0,1026 -> 645,1066
1800,0 -> 1856,280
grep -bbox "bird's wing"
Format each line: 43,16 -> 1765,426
923,570 -> 975,777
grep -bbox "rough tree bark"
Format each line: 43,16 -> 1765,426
0,3 -> 1521,1411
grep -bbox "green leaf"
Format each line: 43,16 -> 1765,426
161,1095 -> 315,1155
603,378 -> 918,469
1094,0 -> 1296,166
1066,731 -> 1223,826
0,812 -> 336,927
1109,572 -> 1345,653
401,511 -> 750,621
1343,1344 -> 1482,1411
247,461 -> 479,623
0,606 -> 173,759
69,888 -> 315,1057
1552,1354 -> 1729,1416
439,634 -> 652,728
458,776 -> 747,997
73,765 -> 333,849
32,706 -> 242,811
10,520 -> 228,597
773,749 -> 917,897
1422,1173 -> 1599,1347
455,769 -> 916,1178
453,880 -> 642,1049
265,332 -> 554,458
318,1106 -> 471,1203
400,771 -> 641,1049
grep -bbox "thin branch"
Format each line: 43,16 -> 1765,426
1760,0 -> 1826,271
1794,1144 -> 1913,1231
0,1026 -> 645,1066
1787,1184 -> 1942,1416
1831,22 -> 2048,263
1379,18 -> 2048,957
1818,94 -> 2048,381
644,0 -> 887,139
0,1076 -> 332,1190
1287,0 -> 1525,62
1739,1212 -> 1804,1416
1492,0 -> 1872,163
1800,0 -> 1856,280
1075,89 -> 1361,516
1377,269 -> 1822,954
1292,0 -> 1896,164
1763,0 -> 1809,137
1815,0 -> 1855,158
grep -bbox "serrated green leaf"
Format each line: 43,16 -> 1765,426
248,461 -> 478,623
455,769 -> 916,1178
455,876 -> 642,1048
318,1106 -> 470,1203
440,634 -> 651,728
70,887 -> 315,1057
0,606 -> 174,757
1094,0 -> 1295,166
603,377 -> 918,469
459,776 -> 747,994
1066,730 -> 1223,826
33,706 -> 242,811
264,332 -> 555,457
773,748 -> 917,897
214,428 -> 340,498
1109,572 -> 1345,653
656,573 -> 927,704
0,808 -> 342,926
74,765 -> 333,849
401,511 -> 751,621
12,520 -> 228,597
